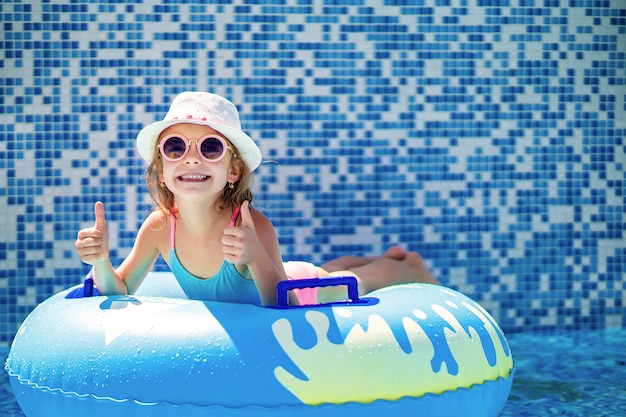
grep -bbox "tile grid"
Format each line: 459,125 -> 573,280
0,0 -> 625,348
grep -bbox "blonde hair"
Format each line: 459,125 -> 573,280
145,140 -> 254,217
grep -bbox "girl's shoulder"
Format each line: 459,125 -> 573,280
143,208 -> 171,227
249,207 -> 277,238
136,209 -> 171,246
247,205 -> 269,223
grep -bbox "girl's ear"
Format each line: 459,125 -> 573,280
154,153 -> 165,183
227,158 -> 242,184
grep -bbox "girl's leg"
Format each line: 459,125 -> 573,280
316,246 -> 438,302
320,246 -> 407,272
322,251 -> 438,298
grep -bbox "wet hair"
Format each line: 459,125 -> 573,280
145,138 -> 254,217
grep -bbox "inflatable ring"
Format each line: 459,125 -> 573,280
5,273 -> 514,417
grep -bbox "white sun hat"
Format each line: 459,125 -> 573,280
136,92 -> 262,171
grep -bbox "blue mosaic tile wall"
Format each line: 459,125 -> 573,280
0,0 -> 624,349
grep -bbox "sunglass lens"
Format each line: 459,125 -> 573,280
200,138 -> 225,160
162,137 -> 187,160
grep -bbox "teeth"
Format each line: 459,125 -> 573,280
180,175 -> 207,181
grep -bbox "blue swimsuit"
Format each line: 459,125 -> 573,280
169,213 -> 262,305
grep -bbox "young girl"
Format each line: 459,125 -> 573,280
75,92 -> 438,307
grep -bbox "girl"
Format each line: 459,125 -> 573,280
75,92 -> 437,307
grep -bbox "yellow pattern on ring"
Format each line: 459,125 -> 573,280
272,303 -> 512,405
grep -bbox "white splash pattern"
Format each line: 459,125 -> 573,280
272,298 -> 513,405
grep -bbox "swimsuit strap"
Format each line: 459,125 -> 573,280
230,205 -> 241,227
170,213 -> 176,249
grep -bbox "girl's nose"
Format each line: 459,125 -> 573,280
183,140 -> 202,163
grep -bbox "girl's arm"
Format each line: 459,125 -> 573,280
223,201 -> 291,306
114,213 -> 163,295
76,202 -> 163,295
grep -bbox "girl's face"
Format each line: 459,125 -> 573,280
157,123 -> 241,202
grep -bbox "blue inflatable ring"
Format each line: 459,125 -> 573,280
5,273 -> 514,417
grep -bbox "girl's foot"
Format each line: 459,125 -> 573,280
383,245 -> 407,260
403,251 -> 439,284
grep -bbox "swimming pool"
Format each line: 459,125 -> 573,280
500,328 -> 626,417
2,328 -> 625,416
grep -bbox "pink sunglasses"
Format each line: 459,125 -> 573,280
158,134 -> 233,162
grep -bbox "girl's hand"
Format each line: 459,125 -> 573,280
222,201 -> 259,265
75,201 -> 110,265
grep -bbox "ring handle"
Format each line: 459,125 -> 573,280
275,276 -> 377,308
64,269 -> 101,299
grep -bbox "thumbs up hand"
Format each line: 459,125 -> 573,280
223,201 -> 260,265
75,201 -> 110,265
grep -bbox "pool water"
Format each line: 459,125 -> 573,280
2,328 -> 625,416
500,328 -> 626,417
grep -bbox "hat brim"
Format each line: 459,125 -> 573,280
136,119 -> 262,171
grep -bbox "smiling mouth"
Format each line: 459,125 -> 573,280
178,175 -> 209,182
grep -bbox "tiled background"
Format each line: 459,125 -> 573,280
1,0 -> 624,350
